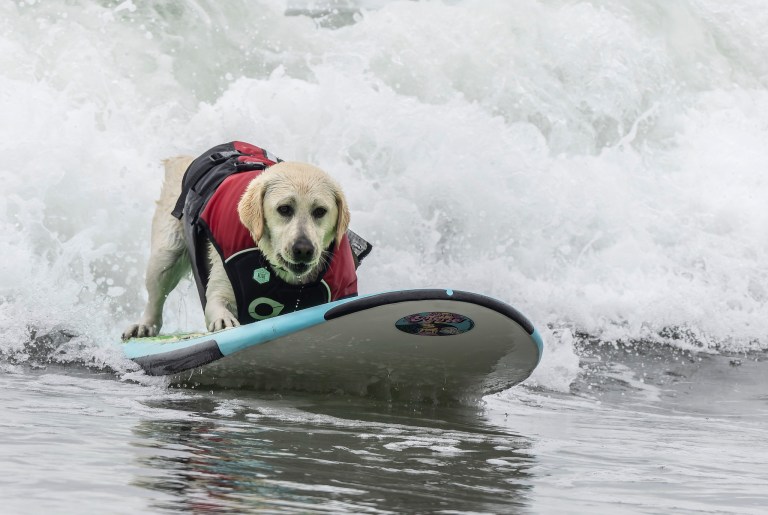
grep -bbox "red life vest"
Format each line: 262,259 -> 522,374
172,141 -> 360,324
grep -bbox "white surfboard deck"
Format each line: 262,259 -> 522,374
122,289 -> 543,402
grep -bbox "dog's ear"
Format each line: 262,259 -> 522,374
238,176 -> 268,241
334,187 -> 351,249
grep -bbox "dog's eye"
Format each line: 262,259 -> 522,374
277,205 -> 293,217
312,207 -> 327,219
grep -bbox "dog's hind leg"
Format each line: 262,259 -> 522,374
122,157 -> 193,339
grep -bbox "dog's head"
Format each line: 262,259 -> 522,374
237,162 -> 350,284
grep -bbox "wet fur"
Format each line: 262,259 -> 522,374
122,157 -> 349,338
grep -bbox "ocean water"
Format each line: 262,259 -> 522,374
1,0 -> 767,513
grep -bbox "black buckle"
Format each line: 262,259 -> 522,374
234,161 -> 267,171
208,150 -> 241,164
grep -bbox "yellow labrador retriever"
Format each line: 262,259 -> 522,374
123,142 -> 364,339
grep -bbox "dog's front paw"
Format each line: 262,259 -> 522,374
207,314 -> 240,333
122,323 -> 159,340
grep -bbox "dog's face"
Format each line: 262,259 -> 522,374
238,162 -> 350,284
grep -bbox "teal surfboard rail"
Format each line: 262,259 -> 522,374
122,294 -> 361,360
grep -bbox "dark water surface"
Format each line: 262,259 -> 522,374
2,345 -> 766,514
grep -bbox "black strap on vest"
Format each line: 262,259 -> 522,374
171,142 -> 246,220
347,229 -> 373,267
171,142 -> 256,307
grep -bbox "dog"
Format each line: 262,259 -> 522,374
122,142 -> 367,340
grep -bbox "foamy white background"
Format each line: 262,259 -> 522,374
1,0 -> 766,389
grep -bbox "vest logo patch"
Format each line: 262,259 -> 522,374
248,297 -> 284,320
253,267 -> 271,284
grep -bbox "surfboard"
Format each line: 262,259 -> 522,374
122,289 -> 543,402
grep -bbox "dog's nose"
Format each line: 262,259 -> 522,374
292,238 -> 315,263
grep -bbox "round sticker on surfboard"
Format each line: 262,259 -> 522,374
395,312 -> 475,336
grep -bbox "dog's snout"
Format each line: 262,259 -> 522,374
292,237 -> 315,263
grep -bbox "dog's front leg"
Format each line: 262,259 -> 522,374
204,244 -> 240,332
